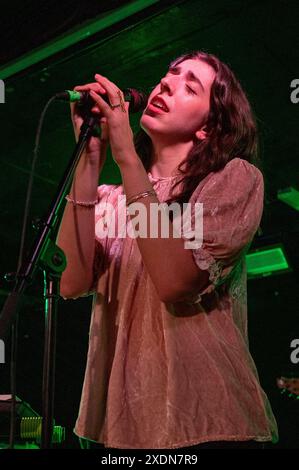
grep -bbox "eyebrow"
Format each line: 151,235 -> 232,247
168,66 -> 205,92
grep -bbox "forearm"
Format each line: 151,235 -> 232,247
119,154 -> 208,302
80,73 -> 208,302
56,153 -> 102,298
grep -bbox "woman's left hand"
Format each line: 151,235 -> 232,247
89,73 -> 138,167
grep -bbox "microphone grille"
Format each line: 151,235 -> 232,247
125,88 -> 148,113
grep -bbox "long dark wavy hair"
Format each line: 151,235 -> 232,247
134,51 -> 260,206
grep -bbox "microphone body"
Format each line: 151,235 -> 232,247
55,88 -> 148,113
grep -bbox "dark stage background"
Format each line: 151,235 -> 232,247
0,0 -> 298,449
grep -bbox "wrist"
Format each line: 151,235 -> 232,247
69,185 -> 98,202
66,194 -> 99,207
117,151 -> 142,171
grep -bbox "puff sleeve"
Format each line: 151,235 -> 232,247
181,158 -> 264,299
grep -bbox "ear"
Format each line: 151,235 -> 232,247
195,126 -> 208,141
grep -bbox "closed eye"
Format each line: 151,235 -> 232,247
166,69 -> 198,95
167,66 -> 205,93
186,85 -> 196,95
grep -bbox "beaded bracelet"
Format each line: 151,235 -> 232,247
65,194 -> 99,207
126,189 -> 156,207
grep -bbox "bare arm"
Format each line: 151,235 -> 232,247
56,153 -> 105,299
56,82 -> 108,299
119,156 -> 210,303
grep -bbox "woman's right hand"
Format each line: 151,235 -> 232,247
70,82 -> 110,163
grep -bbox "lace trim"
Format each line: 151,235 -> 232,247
229,259 -> 247,304
192,248 -> 225,286
187,250 -> 247,306
180,249 -> 227,306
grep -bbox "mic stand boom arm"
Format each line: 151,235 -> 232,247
0,114 -> 98,448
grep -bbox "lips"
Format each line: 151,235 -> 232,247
149,95 -> 169,112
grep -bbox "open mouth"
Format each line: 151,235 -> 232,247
147,102 -> 168,113
149,96 -> 169,113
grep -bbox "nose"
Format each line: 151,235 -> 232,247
160,76 -> 174,94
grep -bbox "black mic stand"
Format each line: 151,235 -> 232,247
0,114 -> 98,448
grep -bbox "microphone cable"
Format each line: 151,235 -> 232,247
8,95 -> 56,449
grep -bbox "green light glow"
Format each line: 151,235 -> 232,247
0,0 -> 159,80
0,442 -> 40,449
246,245 -> 290,278
277,187 -> 299,211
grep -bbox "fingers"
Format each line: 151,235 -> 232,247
74,82 -> 106,94
94,74 -> 127,109
74,80 -> 111,114
94,73 -> 121,98
125,101 -> 130,112
72,74 -> 128,134
70,82 -> 106,117
74,82 -> 107,114
89,90 -> 111,114
73,74 -> 127,114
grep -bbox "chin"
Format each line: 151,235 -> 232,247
140,115 -> 156,137
141,113 -> 168,134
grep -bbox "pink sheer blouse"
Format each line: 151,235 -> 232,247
74,158 -> 278,449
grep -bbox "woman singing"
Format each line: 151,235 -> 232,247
57,51 -> 278,449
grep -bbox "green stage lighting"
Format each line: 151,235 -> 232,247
277,187 -> 299,211
0,0 -> 159,80
246,244 -> 291,278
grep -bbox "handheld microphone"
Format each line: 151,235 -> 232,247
55,88 -> 148,113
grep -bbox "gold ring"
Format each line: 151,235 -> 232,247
110,91 -> 126,112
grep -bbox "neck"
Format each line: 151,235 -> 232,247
149,139 -> 193,178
